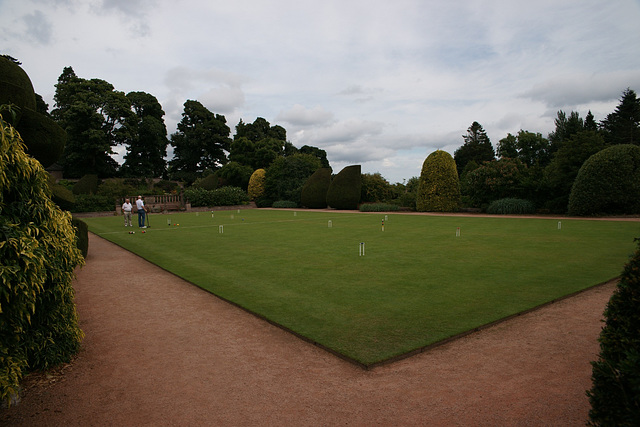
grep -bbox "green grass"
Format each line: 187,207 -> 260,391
83,210 -> 640,366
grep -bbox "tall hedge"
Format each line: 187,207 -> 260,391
247,168 -> 266,200
587,239 -> 640,425
326,165 -> 362,210
416,150 -> 460,212
568,144 -> 640,216
300,167 -> 331,208
0,116 -> 84,405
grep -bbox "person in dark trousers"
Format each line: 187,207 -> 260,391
136,195 -> 147,228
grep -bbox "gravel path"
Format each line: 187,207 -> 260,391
1,232 -> 613,426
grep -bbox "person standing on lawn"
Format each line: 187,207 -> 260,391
136,195 -> 147,228
122,198 -> 133,227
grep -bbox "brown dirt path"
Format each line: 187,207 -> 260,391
1,232 -> 614,426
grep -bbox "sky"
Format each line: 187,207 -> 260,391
2,0 -> 640,183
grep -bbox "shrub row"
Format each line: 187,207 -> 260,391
359,203 -> 400,212
272,200 -> 298,208
184,186 -> 249,207
486,198 -> 536,215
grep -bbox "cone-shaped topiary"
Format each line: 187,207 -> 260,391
16,108 -> 66,168
0,56 -> 36,124
416,150 -> 460,212
587,239 -> 640,425
301,167 -> 331,208
568,144 -> 640,216
326,165 -> 361,210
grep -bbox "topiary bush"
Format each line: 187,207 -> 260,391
587,239 -> 640,426
184,186 -> 248,207
192,173 -> 220,191
416,150 -> 460,212
486,198 -> 536,215
300,167 -> 331,208
71,217 -> 89,258
326,165 -> 362,210
0,114 -> 84,406
568,144 -> 640,216
71,194 -> 114,213
72,174 -> 99,195
247,168 -> 266,201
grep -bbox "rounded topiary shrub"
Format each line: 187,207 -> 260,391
0,56 -> 36,124
247,168 -> 266,200
487,198 -> 535,215
587,239 -> 640,426
568,144 -> 640,216
16,108 -> 66,168
71,217 -> 89,258
326,165 -> 362,210
272,200 -> 298,208
73,174 -> 99,195
300,167 -> 331,208
416,150 -> 460,212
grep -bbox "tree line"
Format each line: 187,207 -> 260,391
40,65 -> 640,213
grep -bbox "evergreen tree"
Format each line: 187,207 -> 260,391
548,110 -> 585,153
168,100 -> 231,184
121,91 -> 168,178
601,88 -> 640,145
454,121 -> 495,176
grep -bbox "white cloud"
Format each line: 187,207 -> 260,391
276,104 -> 334,126
1,0 -> 639,183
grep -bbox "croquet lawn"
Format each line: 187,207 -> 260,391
83,209 -> 639,366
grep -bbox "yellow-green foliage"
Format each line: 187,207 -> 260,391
416,150 -> 461,212
248,168 -> 266,200
0,116 -> 84,406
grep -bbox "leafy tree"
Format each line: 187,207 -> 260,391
497,130 -> 551,167
461,158 -> 529,208
587,239 -> 640,426
264,154 -> 322,205
361,172 -> 393,203
216,161 -> 253,189
543,130 -> 606,212
601,88 -> 640,146
416,150 -> 460,212
230,117 -> 288,170
52,67 -> 133,178
1,114 -> 84,405
120,91 -> 168,178
454,121 -> 495,175
168,100 -> 231,184
235,117 -> 286,142
568,144 -> 640,216
299,145 -> 330,168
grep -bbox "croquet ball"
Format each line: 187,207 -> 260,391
142,230 -> 146,233
177,224 -> 179,226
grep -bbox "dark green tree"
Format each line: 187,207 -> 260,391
547,110 -> 585,153
601,88 -> 640,146
361,172 -> 393,203
216,161 -> 254,189
52,67 -> 133,178
497,130 -> 551,167
543,130 -> 606,213
230,117 -> 287,170
587,239 -> 640,426
168,100 -> 231,184
454,121 -> 495,175
461,158 -> 529,208
299,145 -> 330,168
121,91 -> 168,178
264,153 -> 322,205
300,167 -> 332,208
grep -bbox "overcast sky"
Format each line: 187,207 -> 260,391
2,0 -> 640,183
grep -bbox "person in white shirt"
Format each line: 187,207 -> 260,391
122,198 -> 133,227
136,195 -> 147,228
